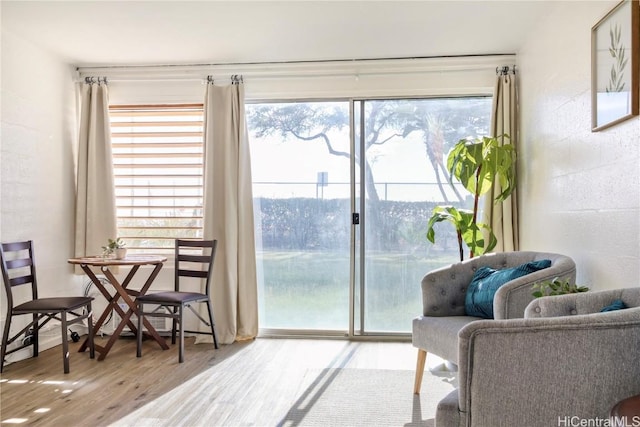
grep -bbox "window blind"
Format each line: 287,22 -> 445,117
110,104 -> 204,253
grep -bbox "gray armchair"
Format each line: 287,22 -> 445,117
436,287 -> 640,427
412,251 -> 576,394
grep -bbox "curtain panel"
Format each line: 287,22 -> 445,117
201,81 -> 258,344
74,82 -> 117,263
483,70 -> 519,252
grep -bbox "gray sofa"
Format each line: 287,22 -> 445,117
436,287 -> 640,427
412,251 -> 577,394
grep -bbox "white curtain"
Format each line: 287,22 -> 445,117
201,80 -> 258,344
483,67 -> 519,252
74,81 -> 117,262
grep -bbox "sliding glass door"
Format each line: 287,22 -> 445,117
354,98 -> 492,334
247,97 -> 491,335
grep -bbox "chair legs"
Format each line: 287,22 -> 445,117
206,300 -> 218,350
414,349 -> 427,394
137,300 -> 218,363
61,312 -> 70,374
173,301 -> 219,362
32,313 -> 39,357
178,304 -> 185,363
136,302 -> 143,358
1,313 -> 11,373
62,305 -> 95,374
171,306 -> 179,345
137,302 -> 189,362
87,302 -> 95,360
1,305 -> 94,374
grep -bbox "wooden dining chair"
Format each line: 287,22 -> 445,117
0,240 -> 95,374
136,239 -> 218,363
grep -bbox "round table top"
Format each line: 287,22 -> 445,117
67,255 -> 167,266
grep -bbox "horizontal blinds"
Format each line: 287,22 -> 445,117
110,104 -> 204,252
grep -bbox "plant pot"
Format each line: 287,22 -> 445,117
114,248 -> 127,260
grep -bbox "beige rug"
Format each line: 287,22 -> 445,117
111,366 -> 457,427
277,368 -> 458,427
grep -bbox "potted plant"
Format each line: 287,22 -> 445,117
532,277 -> 589,298
102,238 -> 127,259
426,135 -> 516,261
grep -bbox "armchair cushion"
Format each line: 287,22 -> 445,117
465,259 -> 551,318
412,315 -> 481,363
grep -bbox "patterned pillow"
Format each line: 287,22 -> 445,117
465,259 -> 552,318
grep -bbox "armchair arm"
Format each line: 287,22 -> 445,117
493,252 -> 576,319
449,309 -> 640,427
526,288 -> 640,318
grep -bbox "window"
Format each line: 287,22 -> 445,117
110,104 -> 204,253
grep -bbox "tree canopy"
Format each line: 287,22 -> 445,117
246,98 -> 491,203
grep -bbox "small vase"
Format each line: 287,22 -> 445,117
115,248 -> 127,260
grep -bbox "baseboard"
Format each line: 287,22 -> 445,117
4,334 -> 65,366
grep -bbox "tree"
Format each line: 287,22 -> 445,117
247,99 -> 491,204
248,102 -> 388,202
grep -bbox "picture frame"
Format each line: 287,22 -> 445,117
591,0 -> 639,131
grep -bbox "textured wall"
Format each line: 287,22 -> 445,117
518,1 -> 640,290
1,30 -> 78,306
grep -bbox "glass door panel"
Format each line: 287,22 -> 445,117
359,97 -> 492,333
247,101 -> 352,331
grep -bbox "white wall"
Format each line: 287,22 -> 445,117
518,1 -> 640,290
1,28 -> 78,357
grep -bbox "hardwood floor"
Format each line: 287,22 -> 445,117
0,336 -> 426,426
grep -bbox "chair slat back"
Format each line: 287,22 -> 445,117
177,269 -> 209,279
0,240 -> 38,307
174,239 -> 217,295
178,254 -> 211,264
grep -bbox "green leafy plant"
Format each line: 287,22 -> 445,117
426,135 -> 516,261
102,238 -> 126,256
532,277 -> 589,298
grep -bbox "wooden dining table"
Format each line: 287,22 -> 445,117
67,255 -> 170,360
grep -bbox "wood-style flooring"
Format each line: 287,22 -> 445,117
0,335 -> 425,426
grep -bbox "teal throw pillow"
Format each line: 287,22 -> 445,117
465,259 -> 552,319
600,299 -> 627,312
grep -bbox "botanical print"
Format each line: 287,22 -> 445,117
592,0 -> 638,130
606,22 -> 628,92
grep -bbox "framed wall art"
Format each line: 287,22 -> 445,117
591,0 -> 639,131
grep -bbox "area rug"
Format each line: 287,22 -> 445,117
277,368 -> 457,427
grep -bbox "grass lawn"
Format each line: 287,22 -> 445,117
256,250 -> 457,332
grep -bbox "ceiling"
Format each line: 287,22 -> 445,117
1,1 -> 555,67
